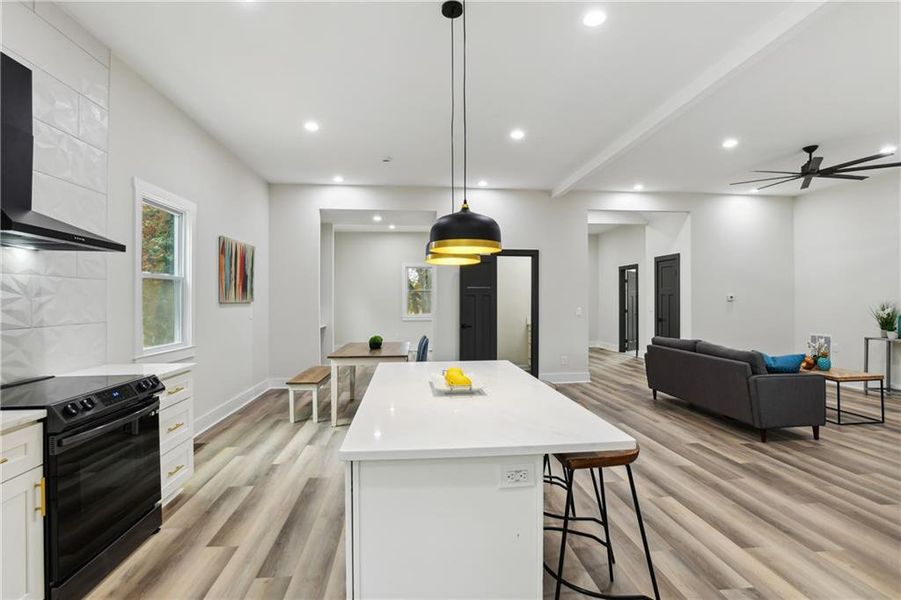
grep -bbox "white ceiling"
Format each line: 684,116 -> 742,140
321,208 -> 435,232
64,1 -> 900,196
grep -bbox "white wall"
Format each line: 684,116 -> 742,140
594,226 -> 645,350
333,231 -> 436,350
497,255 -> 532,367
270,185 -> 800,383
105,56 -> 270,428
587,234 -> 600,344
1,2 -> 111,382
794,173 -> 901,387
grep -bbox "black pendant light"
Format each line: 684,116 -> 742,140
427,0 -> 501,262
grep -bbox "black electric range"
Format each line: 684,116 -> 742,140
1,374 -> 166,599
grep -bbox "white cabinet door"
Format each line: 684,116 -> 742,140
1,466 -> 45,600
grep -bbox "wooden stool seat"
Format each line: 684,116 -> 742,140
553,446 -> 639,471
286,366 -> 331,423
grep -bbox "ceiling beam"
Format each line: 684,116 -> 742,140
551,1 -> 830,198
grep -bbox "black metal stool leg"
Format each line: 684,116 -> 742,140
626,465 -> 660,600
591,468 -> 615,581
554,467 -> 574,600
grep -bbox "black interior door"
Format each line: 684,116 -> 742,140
655,254 -> 680,338
619,265 -> 638,354
459,255 -> 497,360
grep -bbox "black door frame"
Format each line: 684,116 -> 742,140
654,253 -> 680,338
496,249 -> 539,377
618,263 -> 639,357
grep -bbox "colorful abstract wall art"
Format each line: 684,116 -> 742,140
218,236 -> 254,303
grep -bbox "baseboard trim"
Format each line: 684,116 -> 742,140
194,379 -> 271,437
267,377 -> 290,390
540,371 -> 591,384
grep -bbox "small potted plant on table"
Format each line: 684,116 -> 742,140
369,335 -> 383,350
870,302 -> 898,339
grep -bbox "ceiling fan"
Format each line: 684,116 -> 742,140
731,145 -> 900,191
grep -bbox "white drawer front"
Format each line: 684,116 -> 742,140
0,423 -> 43,485
160,373 -> 192,410
160,439 -> 193,502
159,399 -> 193,456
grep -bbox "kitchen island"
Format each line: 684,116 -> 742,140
339,360 -> 635,599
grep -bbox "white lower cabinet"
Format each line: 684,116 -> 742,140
158,369 -> 195,504
1,463 -> 45,600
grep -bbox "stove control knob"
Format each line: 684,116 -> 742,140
63,402 -> 80,417
80,398 -> 95,410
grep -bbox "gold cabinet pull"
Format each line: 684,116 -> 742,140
167,464 -> 185,477
0,457 -> 8,465
166,385 -> 185,395
34,478 -> 46,517
166,421 -> 185,433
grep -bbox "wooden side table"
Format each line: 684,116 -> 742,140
863,337 -> 899,396
802,368 -> 885,425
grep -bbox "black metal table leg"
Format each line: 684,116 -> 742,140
626,466 -> 660,600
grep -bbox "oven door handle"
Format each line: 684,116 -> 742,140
55,400 -> 159,453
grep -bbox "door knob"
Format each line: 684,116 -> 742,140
461,323 -> 473,329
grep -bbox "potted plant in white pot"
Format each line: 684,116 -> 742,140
870,302 -> 898,338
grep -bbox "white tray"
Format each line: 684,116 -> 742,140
430,374 -> 485,394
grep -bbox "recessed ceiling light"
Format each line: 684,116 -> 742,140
372,215 -> 383,222
880,145 -> 897,155
632,183 -> 644,191
477,180 -> 488,187
722,138 -> 739,149
582,9 -> 607,27
332,175 -> 344,183
303,120 -> 320,132
388,224 -> 396,230
509,128 -> 525,141
750,188 -> 759,193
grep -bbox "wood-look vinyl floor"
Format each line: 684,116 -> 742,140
88,351 -> 901,599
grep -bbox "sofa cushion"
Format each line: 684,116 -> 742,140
696,341 -> 768,375
762,353 -> 805,374
651,337 -> 700,352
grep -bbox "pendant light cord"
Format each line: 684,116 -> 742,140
450,14 -> 455,213
462,0 -> 468,203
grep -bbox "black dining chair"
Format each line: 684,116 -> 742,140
416,336 -> 430,362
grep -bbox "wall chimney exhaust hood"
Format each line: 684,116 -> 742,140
1,53 -> 125,252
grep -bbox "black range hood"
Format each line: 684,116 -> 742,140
1,53 -> 125,252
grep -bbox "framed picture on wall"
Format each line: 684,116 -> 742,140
219,236 -> 254,303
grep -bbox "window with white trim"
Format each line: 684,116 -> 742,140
135,179 -> 195,358
403,263 -> 435,320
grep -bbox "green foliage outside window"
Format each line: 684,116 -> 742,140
142,202 -> 181,348
406,266 -> 433,317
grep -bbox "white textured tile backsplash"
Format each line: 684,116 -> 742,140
1,3 -> 110,383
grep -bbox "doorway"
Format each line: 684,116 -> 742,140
654,253 -> 680,338
459,250 -> 539,376
618,264 -> 639,355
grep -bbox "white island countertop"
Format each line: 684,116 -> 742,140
65,362 -> 195,379
339,360 -> 635,461
1,409 -> 46,434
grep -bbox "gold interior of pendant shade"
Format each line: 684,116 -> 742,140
429,238 -> 502,255
426,251 -> 481,266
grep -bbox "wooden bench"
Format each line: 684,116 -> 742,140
286,366 -> 330,423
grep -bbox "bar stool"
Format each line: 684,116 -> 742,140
544,446 -> 660,600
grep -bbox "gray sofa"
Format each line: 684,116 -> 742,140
645,337 -> 825,441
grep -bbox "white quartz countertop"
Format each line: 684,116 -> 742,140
1,409 -> 46,434
65,362 -> 195,379
339,361 -> 635,461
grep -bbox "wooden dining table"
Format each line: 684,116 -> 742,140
326,341 -> 410,427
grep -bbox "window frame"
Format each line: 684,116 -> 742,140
133,178 -> 197,361
401,263 -> 436,321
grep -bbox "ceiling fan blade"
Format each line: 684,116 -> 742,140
800,177 -> 813,190
832,162 -> 901,173
817,174 -> 868,181
729,175 -> 801,185
752,170 -> 801,175
804,157 -> 823,173
820,153 -> 891,173
755,176 -> 802,190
